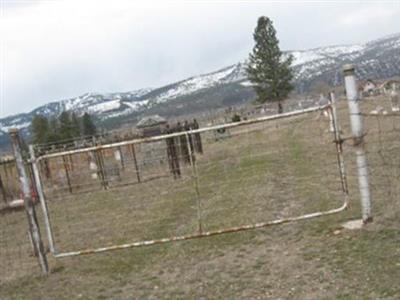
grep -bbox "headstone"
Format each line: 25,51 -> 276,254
114,149 -> 121,161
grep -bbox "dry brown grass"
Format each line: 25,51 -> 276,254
1,96 -> 399,299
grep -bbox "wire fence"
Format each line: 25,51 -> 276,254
0,158 -> 41,284
358,97 -> 400,227
8,97 -> 396,282
22,105 -> 347,260
2,68 -> 400,285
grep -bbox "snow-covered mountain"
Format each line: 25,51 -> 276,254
1,32 -> 399,147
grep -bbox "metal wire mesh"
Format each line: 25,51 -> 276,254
0,162 -> 42,284
27,106 -> 347,257
357,97 -> 400,226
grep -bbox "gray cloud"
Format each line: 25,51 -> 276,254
1,0 -> 400,116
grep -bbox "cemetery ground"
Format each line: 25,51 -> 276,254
1,98 -> 400,299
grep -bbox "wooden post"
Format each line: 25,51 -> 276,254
62,155 -> 73,194
26,162 -> 39,201
94,149 -> 108,190
9,129 -> 49,275
3,160 -> 9,179
130,144 -> 141,183
4,160 -> 12,198
0,170 -> 8,204
92,137 -> 107,189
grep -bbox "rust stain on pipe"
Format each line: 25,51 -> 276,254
54,200 -> 347,259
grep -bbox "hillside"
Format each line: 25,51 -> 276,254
0,32 -> 399,148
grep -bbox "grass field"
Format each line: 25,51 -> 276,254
1,97 -> 399,299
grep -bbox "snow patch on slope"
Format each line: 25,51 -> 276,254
0,121 -> 30,132
123,100 -> 149,110
86,99 -> 121,113
148,65 -> 239,103
291,44 -> 365,66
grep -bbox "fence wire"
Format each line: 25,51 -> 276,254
26,106 -> 347,258
0,162 -> 41,284
2,94 -> 399,283
358,97 -> 400,226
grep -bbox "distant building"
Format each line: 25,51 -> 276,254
136,115 -> 167,137
360,79 -> 378,97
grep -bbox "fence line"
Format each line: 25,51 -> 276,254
4,75 -> 400,280
34,105 -> 330,162
28,103 -> 350,259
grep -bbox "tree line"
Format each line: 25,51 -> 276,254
31,111 -> 97,145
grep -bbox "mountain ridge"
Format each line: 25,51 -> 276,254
1,32 -> 399,148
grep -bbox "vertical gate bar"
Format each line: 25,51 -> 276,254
62,155 -> 73,194
9,129 -> 49,275
29,145 -> 56,254
130,144 -> 141,183
185,132 -> 202,234
328,92 -> 349,197
343,64 -> 372,223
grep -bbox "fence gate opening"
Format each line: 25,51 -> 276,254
30,104 -> 348,258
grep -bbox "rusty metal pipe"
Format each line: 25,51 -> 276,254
53,200 -> 348,258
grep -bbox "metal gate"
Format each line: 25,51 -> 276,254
30,104 -> 348,258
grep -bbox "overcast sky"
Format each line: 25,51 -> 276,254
1,0 -> 400,117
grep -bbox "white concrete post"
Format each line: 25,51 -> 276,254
343,64 -> 373,223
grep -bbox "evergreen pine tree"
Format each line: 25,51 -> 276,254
82,113 -> 97,136
71,112 -> 81,137
58,111 -> 73,140
246,16 -> 293,113
31,115 -> 49,144
46,117 -> 61,143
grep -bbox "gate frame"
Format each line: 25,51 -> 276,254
30,104 -> 349,258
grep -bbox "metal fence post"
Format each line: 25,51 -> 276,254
185,132 -> 202,234
9,129 -> 49,274
29,145 -> 56,254
343,64 -> 373,223
328,92 -> 349,198
130,144 -> 141,183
